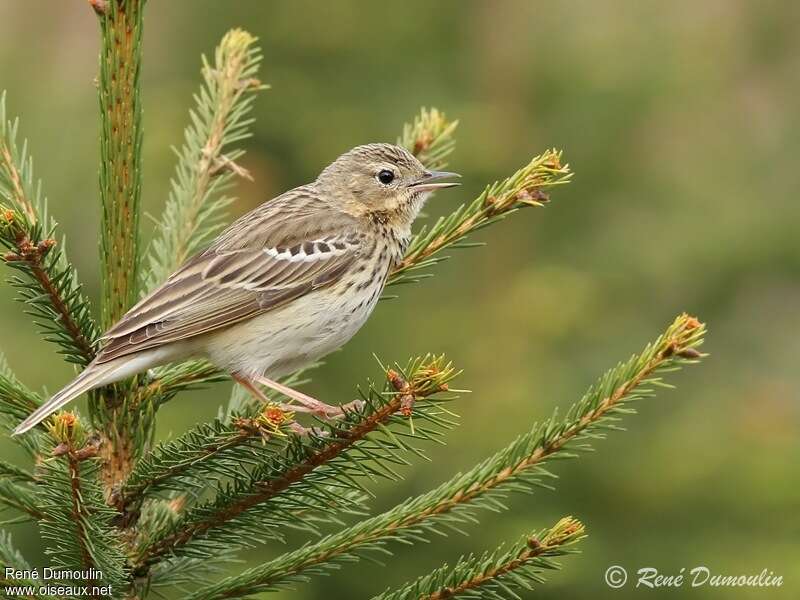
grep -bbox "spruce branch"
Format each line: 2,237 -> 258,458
0,94 -> 35,224
117,365 -> 329,527
143,29 -> 266,293
399,107 -> 458,171
0,93 -> 100,366
146,548 -> 241,600
111,368 -> 320,526
389,149 -> 571,287
36,413 -> 128,592
134,356 -> 458,571
132,360 -> 228,412
373,516 -> 585,600
0,531 -> 30,570
92,0 -> 150,491
0,459 -> 35,483
185,314 -> 705,599
96,0 -> 145,328
0,354 -> 46,463
0,479 -> 42,521
117,364 -> 324,522
0,356 -> 43,471
0,352 -> 41,427
135,494 -> 244,599
115,404 -> 291,514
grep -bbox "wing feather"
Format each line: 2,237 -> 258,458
97,189 -> 362,364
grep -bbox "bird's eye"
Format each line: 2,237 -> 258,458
377,169 -> 395,185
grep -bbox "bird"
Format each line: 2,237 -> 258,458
13,143 -> 459,435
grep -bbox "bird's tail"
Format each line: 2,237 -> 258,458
12,360 -> 127,436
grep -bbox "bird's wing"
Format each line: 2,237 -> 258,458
97,188 -> 363,363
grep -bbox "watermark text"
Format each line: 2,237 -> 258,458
604,565 -> 783,590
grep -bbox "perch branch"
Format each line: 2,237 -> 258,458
134,357 -> 456,571
184,314 -> 705,599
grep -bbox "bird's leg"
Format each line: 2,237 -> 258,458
252,374 -> 363,418
231,374 -> 310,415
231,374 -> 326,436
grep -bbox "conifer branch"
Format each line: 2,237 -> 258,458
118,366 -> 326,528
134,29 -> 265,406
0,459 -> 35,483
133,360 -> 227,410
388,149 -> 571,287
0,354 -> 40,423
143,29 -> 266,293
146,548 -> 241,600
37,413 -> 128,592
399,108 -> 458,171
0,353 -> 43,450
115,405 -> 291,514
373,517 -> 585,600
0,94 -> 99,366
185,314 -> 705,599
0,355 -> 45,464
134,356 -> 458,571
96,0 -> 145,328
92,0 -> 150,491
0,479 -> 42,521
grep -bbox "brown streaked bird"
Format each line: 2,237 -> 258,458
13,143 -> 459,435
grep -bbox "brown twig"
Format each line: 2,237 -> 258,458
2,216 -> 96,362
1,99 -> 100,367
87,0 -> 108,16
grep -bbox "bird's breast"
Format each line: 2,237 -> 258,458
368,223 -> 410,270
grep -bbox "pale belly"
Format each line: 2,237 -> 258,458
204,270 -> 386,378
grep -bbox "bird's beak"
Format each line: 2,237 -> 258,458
409,170 -> 461,192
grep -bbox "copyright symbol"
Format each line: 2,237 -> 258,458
605,565 -> 627,588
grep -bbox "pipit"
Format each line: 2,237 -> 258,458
14,143 -> 459,435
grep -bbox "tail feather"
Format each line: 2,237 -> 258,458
12,361 -> 125,436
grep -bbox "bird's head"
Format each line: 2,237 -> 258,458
316,143 -> 459,225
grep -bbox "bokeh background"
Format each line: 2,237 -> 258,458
1,1 -> 798,598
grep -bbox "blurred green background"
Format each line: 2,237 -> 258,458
1,1 -> 798,598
